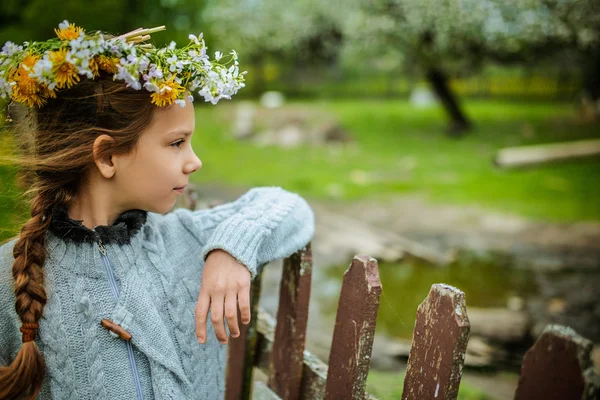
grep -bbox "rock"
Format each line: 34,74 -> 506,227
314,122 -> 353,144
259,91 -> 285,109
409,86 -> 437,108
233,101 -> 256,139
277,123 -> 305,149
468,307 -> 531,344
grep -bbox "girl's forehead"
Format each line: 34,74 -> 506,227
150,102 -> 195,135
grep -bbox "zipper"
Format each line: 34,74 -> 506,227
96,234 -> 144,400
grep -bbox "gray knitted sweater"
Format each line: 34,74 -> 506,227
0,187 -> 315,399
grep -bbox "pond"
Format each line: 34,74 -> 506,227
261,252 -> 539,341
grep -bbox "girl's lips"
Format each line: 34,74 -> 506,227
174,185 -> 187,193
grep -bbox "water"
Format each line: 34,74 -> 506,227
314,254 -> 539,339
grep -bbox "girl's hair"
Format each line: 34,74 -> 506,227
0,71 -> 158,399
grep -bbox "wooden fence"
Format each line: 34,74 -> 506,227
224,244 -> 600,400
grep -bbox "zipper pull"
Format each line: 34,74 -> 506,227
98,237 -> 107,256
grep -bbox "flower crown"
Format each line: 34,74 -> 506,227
0,20 -> 246,108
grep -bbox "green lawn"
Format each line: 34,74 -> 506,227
191,99 -> 599,221
366,369 -> 491,399
2,99 -> 599,242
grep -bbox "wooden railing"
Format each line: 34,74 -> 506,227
223,244 -> 600,400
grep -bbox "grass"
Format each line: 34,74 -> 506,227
1,99 -> 599,242
191,99 -> 600,222
366,369 -> 491,399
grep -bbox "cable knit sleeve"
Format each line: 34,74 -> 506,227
172,186 -> 314,279
0,239 -> 21,366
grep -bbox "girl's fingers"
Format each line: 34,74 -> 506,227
225,291 -> 240,338
209,294 -> 228,344
238,286 -> 251,325
194,290 -> 211,344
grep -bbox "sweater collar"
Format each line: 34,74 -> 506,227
48,204 -> 148,245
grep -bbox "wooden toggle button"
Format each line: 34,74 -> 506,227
101,318 -> 132,341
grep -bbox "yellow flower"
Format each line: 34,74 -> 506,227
89,57 -> 100,77
97,55 -> 119,74
151,76 -> 185,107
10,55 -> 50,107
54,23 -> 84,41
49,48 -> 80,89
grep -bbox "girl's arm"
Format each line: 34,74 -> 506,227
171,186 -> 315,278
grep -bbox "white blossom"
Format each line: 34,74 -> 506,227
1,41 -> 23,57
58,20 -> 70,30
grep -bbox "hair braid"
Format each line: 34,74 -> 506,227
0,194 -> 53,399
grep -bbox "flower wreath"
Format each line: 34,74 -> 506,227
0,20 -> 246,108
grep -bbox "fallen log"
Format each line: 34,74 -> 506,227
494,139 -> 600,169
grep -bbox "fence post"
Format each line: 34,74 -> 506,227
402,284 -> 470,400
514,324 -> 600,400
268,245 -> 313,399
324,255 -> 382,400
225,270 -> 264,400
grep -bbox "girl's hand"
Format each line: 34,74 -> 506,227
195,249 -> 252,345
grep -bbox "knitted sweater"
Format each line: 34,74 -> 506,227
0,186 -> 315,400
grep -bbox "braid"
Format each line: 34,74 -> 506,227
0,193 -> 53,399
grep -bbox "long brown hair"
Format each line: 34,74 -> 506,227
0,71 -> 158,399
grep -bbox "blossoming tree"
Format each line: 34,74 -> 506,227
206,0 -> 600,135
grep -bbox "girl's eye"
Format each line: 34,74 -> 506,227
170,140 -> 185,149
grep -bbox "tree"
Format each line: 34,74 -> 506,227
203,0 -> 343,92
339,0 -> 600,135
0,0 -> 209,48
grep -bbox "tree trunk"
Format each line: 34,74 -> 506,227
426,67 -> 472,137
583,50 -> 600,102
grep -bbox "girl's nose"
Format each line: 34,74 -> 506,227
186,152 -> 202,174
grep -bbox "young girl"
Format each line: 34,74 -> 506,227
0,22 -> 315,399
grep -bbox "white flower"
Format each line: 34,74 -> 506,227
0,76 -> 14,99
1,41 -> 23,57
148,64 -> 163,79
30,58 -> 53,84
175,99 -> 187,107
168,41 -> 177,50
115,64 -> 141,90
58,20 -> 70,30
143,81 -> 160,92
214,51 -> 223,62
188,34 -> 200,45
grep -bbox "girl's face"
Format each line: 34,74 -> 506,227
113,95 -> 202,214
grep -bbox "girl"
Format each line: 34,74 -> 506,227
0,23 -> 315,399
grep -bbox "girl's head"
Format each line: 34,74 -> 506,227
0,71 -> 201,398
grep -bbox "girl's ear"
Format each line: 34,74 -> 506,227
92,134 -> 116,179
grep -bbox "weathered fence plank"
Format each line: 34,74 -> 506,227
402,284 -> 470,400
514,325 -> 600,400
255,309 -> 329,400
225,270 -> 264,400
255,309 -> 378,400
324,255 -> 382,400
268,245 -> 313,399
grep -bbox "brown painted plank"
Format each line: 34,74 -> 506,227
402,284 -> 470,400
268,245 -> 313,400
324,255 -> 382,400
514,324 -> 600,400
254,309 -> 378,400
225,269 -> 264,400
